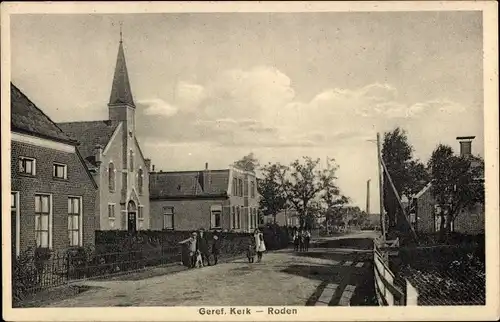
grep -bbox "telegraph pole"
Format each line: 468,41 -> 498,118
377,133 -> 386,242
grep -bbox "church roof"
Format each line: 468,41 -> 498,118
150,169 -> 230,199
11,83 -> 77,144
57,120 -> 120,168
108,40 -> 135,107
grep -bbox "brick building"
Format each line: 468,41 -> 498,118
57,37 -> 150,232
149,165 -> 259,232
10,84 -> 98,256
409,137 -> 485,235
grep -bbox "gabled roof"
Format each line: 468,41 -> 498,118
57,120 -> 120,168
11,83 -> 77,145
108,40 -> 135,107
150,169 -> 230,199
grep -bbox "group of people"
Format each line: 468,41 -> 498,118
293,229 -> 311,252
246,228 -> 267,263
187,228 -> 268,268
187,228 -> 220,268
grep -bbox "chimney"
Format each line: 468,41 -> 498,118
94,144 -> 103,166
144,159 -> 151,172
152,164 -> 155,172
456,136 -> 475,157
203,162 -> 211,193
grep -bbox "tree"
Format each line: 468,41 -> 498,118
257,163 -> 288,224
318,158 -> 350,231
382,128 -> 428,235
428,144 -> 485,238
278,157 -> 339,230
233,153 -> 260,172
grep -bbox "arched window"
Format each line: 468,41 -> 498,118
108,162 -> 116,192
138,168 -> 144,195
129,150 -> 134,171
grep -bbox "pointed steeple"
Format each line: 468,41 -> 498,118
108,32 -> 135,108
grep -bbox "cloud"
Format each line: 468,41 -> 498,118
136,66 -> 476,156
139,99 -> 178,117
175,81 -> 207,110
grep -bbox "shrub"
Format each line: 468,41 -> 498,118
12,247 -> 52,303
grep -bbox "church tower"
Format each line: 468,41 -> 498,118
108,30 -> 135,131
108,30 -> 136,205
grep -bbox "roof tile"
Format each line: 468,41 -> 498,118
57,120 -> 120,168
11,83 -> 75,143
150,170 -> 230,199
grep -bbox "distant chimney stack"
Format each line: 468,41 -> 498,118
144,158 -> 151,172
456,136 -> 475,157
152,165 -> 155,172
205,162 -> 209,170
366,179 -> 371,215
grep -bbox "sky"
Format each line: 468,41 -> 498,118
10,11 -> 484,211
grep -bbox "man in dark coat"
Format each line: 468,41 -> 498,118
197,228 -> 210,266
211,231 -> 221,265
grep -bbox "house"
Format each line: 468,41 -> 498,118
149,164 -> 259,232
409,137 -> 485,235
57,36 -> 151,232
10,83 -> 98,256
263,208 -> 300,227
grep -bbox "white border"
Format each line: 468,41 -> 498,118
2,1 -> 499,321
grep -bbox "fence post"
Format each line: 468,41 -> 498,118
66,252 -> 70,286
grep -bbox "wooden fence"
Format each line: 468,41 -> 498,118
373,239 -> 418,306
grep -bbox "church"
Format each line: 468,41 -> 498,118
58,36 -> 151,232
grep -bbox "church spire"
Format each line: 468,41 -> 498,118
108,26 -> 135,108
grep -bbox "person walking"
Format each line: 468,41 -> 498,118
299,230 -> 305,252
211,231 -> 221,265
197,228 -> 210,266
188,231 -> 198,268
254,228 -> 266,262
293,230 -> 300,252
304,229 -> 311,252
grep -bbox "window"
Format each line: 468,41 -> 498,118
138,168 -> 144,195
35,194 -> 51,248
211,205 -> 222,229
236,206 -> 241,229
238,179 -> 243,197
249,208 -> 253,229
138,206 -> 144,230
129,150 -> 134,172
109,163 -> 116,192
108,204 -> 116,229
53,163 -> 67,179
163,207 -> 174,230
250,181 -> 255,198
231,206 -> 236,229
11,192 -> 20,256
68,197 -> 82,246
243,180 -> 248,197
19,157 -> 36,175
233,178 -> 238,196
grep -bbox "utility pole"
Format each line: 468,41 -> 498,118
377,133 -> 386,242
